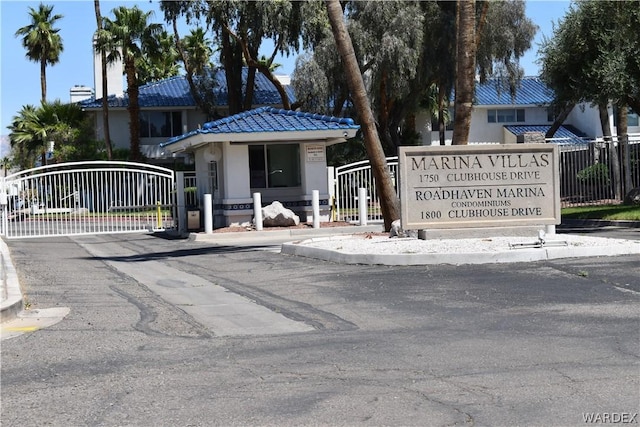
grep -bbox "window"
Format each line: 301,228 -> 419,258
139,111 -> 182,137
249,144 -> 301,189
487,109 -> 525,123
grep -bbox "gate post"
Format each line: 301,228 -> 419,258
0,177 -> 7,236
176,171 -> 187,234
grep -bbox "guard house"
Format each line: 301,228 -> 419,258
160,107 -> 360,228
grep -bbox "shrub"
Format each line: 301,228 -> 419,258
576,163 -> 610,185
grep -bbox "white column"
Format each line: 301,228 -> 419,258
358,187 -> 368,226
253,192 -> 263,231
203,193 -> 213,234
312,190 -> 320,229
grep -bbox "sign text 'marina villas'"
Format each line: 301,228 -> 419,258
398,144 -> 560,229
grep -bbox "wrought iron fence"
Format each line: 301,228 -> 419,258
560,136 -> 639,206
334,137 -> 640,223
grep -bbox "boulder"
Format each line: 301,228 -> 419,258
389,219 -> 404,238
261,201 -> 300,227
624,187 -> 640,205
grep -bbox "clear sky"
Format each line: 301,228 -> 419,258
0,0 -> 572,137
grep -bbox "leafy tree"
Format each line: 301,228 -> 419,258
97,6 -> 163,161
325,0 -> 400,231
8,101 -> 99,169
160,1 -> 221,120
135,29 -> 180,85
539,0 -> 640,197
294,0 -> 535,151
161,0 -> 327,114
93,0 -> 113,160
15,3 -> 64,103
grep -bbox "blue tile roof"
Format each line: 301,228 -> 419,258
161,107 -> 360,147
475,77 -> 554,106
504,125 -> 588,145
79,68 -> 295,109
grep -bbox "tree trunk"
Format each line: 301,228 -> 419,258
325,0 -> 400,231
599,104 -> 621,200
615,103 -> 632,198
221,33 -> 244,114
438,84 -> 447,145
125,58 -> 141,161
40,59 -> 47,103
451,0 -> 476,146
94,0 -> 113,160
545,103 -> 574,139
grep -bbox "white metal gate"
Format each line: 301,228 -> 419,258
0,161 -> 175,239
334,157 -> 398,223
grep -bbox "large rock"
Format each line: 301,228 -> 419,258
261,201 -> 300,227
624,187 -> 640,205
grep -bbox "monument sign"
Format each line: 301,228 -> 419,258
398,144 -> 560,229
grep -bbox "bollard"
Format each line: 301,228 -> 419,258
156,201 -> 162,230
203,194 -> 213,234
358,187 -> 368,226
312,190 -> 320,229
253,192 -> 263,231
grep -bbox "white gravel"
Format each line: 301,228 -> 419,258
296,233 -> 640,255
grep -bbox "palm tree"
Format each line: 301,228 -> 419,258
98,6 -> 162,161
94,0 -> 113,160
8,105 -> 48,169
15,3 -> 64,103
451,0 -> 477,145
325,0 -> 400,231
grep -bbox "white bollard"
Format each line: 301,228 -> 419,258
203,193 -> 213,234
312,190 -> 320,229
358,187 -> 368,226
253,192 -> 263,231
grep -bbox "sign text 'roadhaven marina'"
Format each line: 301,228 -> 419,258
398,144 -> 560,229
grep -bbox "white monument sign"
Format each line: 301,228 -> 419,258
398,144 -> 561,229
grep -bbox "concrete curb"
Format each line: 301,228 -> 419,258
281,235 -> 640,266
191,224 -> 385,242
0,239 -> 23,323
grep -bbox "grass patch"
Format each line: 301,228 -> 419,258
562,204 -> 640,221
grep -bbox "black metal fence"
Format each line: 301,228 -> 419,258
560,136 -> 639,206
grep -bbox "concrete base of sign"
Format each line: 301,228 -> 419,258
282,232 -> 640,266
416,225 -> 546,240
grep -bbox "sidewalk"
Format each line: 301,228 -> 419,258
0,239 -> 23,323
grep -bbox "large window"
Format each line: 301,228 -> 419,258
249,144 -> 301,188
139,111 -> 182,137
487,109 -> 525,123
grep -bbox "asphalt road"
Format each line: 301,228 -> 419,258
1,226 -> 639,426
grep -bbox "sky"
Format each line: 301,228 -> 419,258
0,0 -> 572,138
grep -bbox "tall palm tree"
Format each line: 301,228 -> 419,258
325,0 -> 400,231
94,0 -> 113,160
451,0 -> 477,145
98,6 -> 162,161
15,3 -> 64,103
